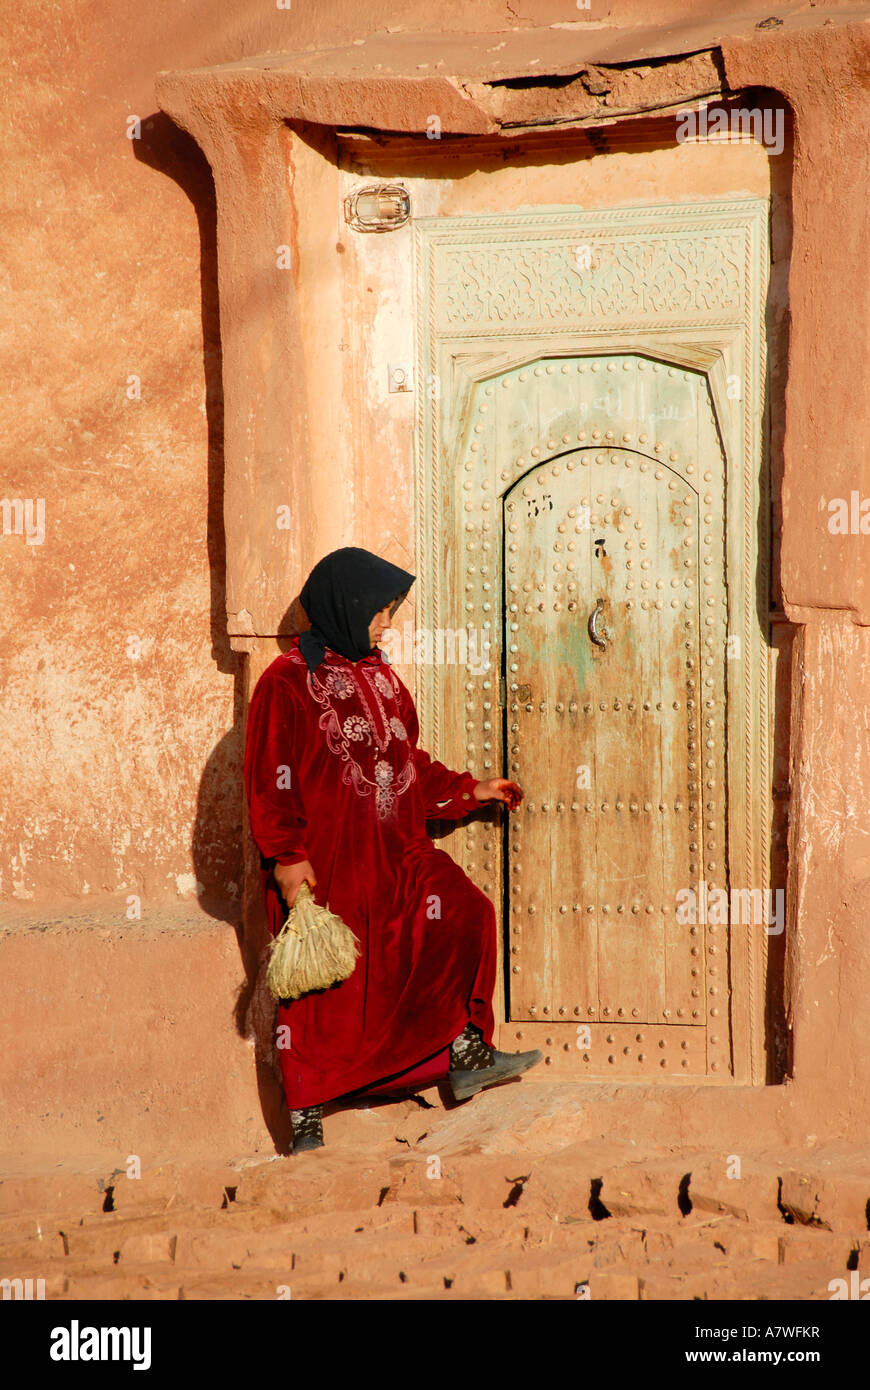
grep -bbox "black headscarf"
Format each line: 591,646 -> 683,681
297,547 -> 415,674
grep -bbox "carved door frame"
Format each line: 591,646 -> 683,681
413,199 -> 773,1084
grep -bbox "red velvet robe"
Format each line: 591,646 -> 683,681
243,634 -> 497,1110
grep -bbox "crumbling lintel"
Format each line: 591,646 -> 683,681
460,48 -> 726,131
156,46 -> 733,148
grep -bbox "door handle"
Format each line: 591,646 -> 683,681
588,597 -> 609,649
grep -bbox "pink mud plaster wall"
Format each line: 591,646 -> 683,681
2,2 -> 869,1162
2,0 -> 863,911
719,23 -> 870,1123
0,0 -> 530,910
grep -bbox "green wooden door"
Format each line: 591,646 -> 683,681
415,201 -> 773,1081
506,447 -> 702,1025
498,355 -> 726,1048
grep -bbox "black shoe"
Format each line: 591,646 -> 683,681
290,1104 -> 324,1154
448,1047 -> 543,1101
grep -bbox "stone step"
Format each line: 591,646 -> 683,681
4,1144 -> 870,1302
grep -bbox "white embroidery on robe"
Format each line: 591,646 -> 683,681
373,671 -> 397,700
304,653 -> 416,820
373,760 -> 398,818
326,670 -> 355,699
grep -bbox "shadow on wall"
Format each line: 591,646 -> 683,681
132,113 -> 247,912
217,600 -> 310,1154
134,112 -> 295,1151
191,596 -> 311,1157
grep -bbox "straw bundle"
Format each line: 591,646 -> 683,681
266,879 -> 360,1001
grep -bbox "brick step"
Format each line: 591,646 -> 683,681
3,1203 -> 865,1268
5,1148 -> 870,1228
3,1146 -> 870,1302
9,1212 -> 863,1302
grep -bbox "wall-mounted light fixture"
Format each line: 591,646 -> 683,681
343,183 -> 411,232
388,363 -> 413,393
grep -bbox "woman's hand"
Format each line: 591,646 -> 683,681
472,778 -> 524,811
273,860 -> 317,908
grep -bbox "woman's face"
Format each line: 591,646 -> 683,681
368,603 -> 394,646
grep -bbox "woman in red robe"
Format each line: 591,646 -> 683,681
243,548 -> 542,1153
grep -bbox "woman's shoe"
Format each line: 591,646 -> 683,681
448,1047 -> 543,1101
448,1021 -> 543,1101
290,1104 -> 324,1154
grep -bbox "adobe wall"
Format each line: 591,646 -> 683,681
2,0 -> 577,910
2,0 -> 858,910
2,3 -> 868,1162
